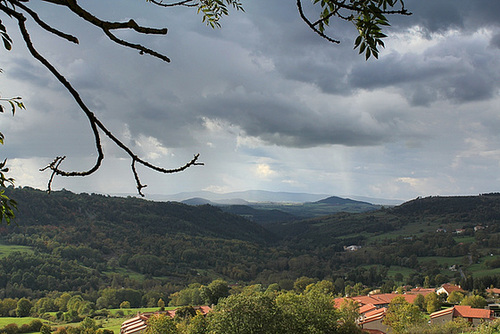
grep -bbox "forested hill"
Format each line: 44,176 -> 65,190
392,193 -> 500,217
266,193 -> 500,246
1,187 -> 500,299
4,187 -> 276,244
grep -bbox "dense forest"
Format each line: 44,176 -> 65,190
1,187 -> 500,303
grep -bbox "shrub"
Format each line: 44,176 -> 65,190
19,324 -> 30,334
29,319 -> 44,332
119,301 -> 130,309
2,323 -> 19,334
40,324 -> 52,334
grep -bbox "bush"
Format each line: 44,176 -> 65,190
119,301 -> 130,309
485,257 -> 500,268
2,323 -> 19,334
40,324 -> 52,334
95,330 -> 114,334
19,324 -> 30,333
52,327 -> 68,334
29,319 -> 44,332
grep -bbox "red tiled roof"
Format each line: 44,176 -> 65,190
120,306 -> 212,334
359,303 -> 377,315
430,306 -> 494,320
359,308 -> 387,325
487,288 -> 500,295
336,293 -> 421,312
352,293 -> 418,306
439,283 -> 464,294
407,288 -> 435,296
430,307 -> 454,319
453,305 -> 494,319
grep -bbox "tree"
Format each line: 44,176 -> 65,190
15,298 -> 32,317
413,294 -> 425,312
424,292 -> 441,313
80,317 -> 98,334
275,290 -> 340,334
294,276 -> 317,293
169,284 -> 204,307
383,296 -> 425,333
119,301 -> 131,309
297,0 -> 410,59
174,306 -> 196,320
186,312 -> 208,334
447,291 -> 465,305
460,295 -> 487,309
0,0 -> 410,197
304,280 -> 336,296
337,299 -> 364,334
207,292 -> 282,334
157,298 -> 165,311
0,129 -> 17,224
145,314 -> 177,334
200,279 -> 229,305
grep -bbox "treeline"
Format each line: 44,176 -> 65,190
1,275 -> 500,334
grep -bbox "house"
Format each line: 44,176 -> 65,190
487,288 -> 500,297
120,306 -> 212,334
430,305 -> 495,326
436,283 -> 464,296
334,293 -> 427,334
407,287 -> 435,296
488,304 -> 500,318
344,245 -> 362,251
335,293 -> 421,311
359,308 -> 389,334
474,225 -> 486,232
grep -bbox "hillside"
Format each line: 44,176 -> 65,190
0,188 -> 499,298
0,187 -> 280,296
213,195 -> 381,223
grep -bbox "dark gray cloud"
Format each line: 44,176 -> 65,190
392,0 -> 500,32
491,33 -> 500,49
190,91 -> 408,148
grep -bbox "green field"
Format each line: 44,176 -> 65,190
386,265 -> 416,281
42,307 -> 178,334
0,243 -> 34,258
418,256 -> 463,267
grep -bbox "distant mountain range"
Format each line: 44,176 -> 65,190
142,190 -> 404,206
179,195 -> 385,224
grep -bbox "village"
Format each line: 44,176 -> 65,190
119,283 -> 500,334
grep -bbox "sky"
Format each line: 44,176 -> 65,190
1,0 -> 500,202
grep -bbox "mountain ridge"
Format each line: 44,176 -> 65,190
124,190 -> 404,205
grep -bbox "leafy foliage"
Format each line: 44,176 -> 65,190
0,155 -> 17,225
208,292 -> 282,334
197,0 -> 244,28
383,296 -> 425,333
301,0 -> 410,59
145,314 -> 177,334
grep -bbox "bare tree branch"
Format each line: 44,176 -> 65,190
147,0 -> 197,8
